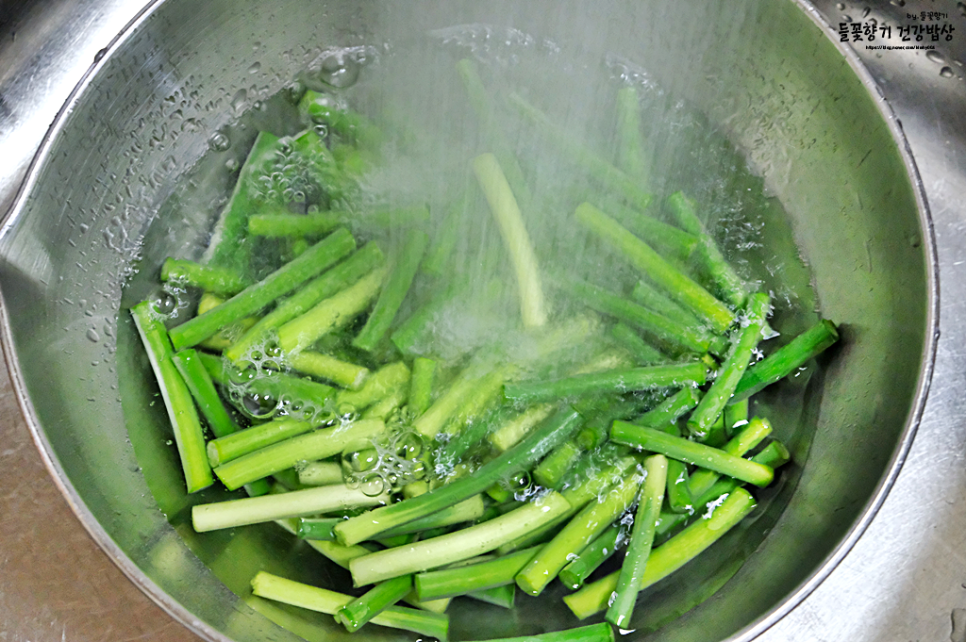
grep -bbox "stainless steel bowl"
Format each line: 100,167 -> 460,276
0,1 -> 937,641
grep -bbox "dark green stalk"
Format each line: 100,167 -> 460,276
666,191 -> 748,309
352,229 -> 429,352
171,348 -> 239,438
609,322 -> 667,365
414,547 -> 538,601
503,363 -> 707,404
732,319 -> 839,402
558,524 -> 623,590
130,301 -> 212,493
277,266 -> 386,354
610,422 -> 773,487
224,242 -> 385,362
334,409 -> 583,546
563,488 -> 757,620
206,418 -> 314,467
575,202 -> 734,333
212,419 -> 386,491
251,572 -> 449,642
350,492 -> 572,586
689,293 -> 770,436
563,278 -> 721,356
160,258 -> 249,297
170,228 -> 357,350
408,357 -> 436,417
606,454 -> 667,628
508,92 -> 651,212
337,575 -> 413,633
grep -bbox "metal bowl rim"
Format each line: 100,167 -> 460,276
0,1 -> 940,641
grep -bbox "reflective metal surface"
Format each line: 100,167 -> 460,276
0,1 -> 962,641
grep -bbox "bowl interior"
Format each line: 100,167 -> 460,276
0,1 -> 931,641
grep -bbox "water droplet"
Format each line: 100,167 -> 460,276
926,50 -> 945,64
229,362 -> 258,386
959,1 -> 966,17
231,88 -> 248,115
209,131 -> 231,152
152,292 -> 178,315
842,14 -> 853,22
360,474 -> 386,497
283,81 -> 305,103
940,66 -> 955,79
248,62 -> 262,74
225,158 -> 239,172
861,6 -> 870,17
317,51 -> 361,88
394,432 -> 424,460
264,341 -> 282,358
349,448 -> 379,473
240,392 -> 278,419
86,328 -> 100,342
836,2 -> 845,9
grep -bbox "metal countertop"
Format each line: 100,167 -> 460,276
0,1 -> 963,640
